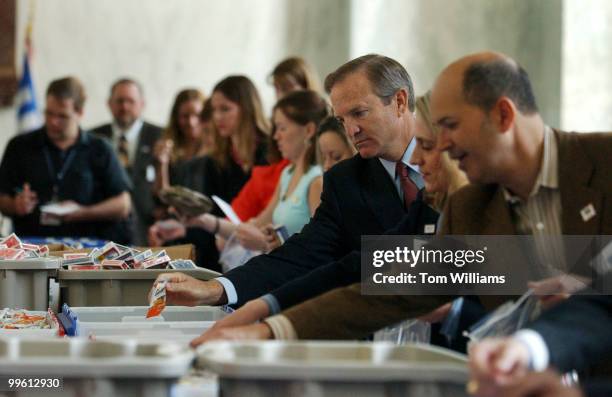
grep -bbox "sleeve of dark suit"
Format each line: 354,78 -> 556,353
222,171 -> 345,306
283,282 -> 452,340
271,199 -> 439,311
272,251 -> 361,311
527,293 -> 612,373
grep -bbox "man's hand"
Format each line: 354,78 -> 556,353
14,183 -> 38,216
190,298 -> 271,347
150,273 -> 226,306
488,370 -> 584,397
469,337 -> 531,396
58,200 -> 84,223
190,322 -> 273,347
235,222 -> 267,251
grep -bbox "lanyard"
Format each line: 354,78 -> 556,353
43,146 -> 77,202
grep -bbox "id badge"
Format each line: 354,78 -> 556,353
146,165 -> 156,183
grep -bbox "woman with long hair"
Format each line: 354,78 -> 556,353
186,90 -> 329,257
153,89 -> 206,195
149,76 -> 271,270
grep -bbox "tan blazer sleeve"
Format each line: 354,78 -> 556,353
283,282 -> 452,340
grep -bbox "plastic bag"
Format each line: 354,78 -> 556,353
219,233 -> 261,273
373,318 -> 431,345
463,290 -> 541,342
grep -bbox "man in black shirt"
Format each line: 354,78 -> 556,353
0,77 -> 132,243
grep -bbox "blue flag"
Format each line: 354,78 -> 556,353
17,53 -> 43,133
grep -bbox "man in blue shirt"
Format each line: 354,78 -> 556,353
0,76 -> 132,242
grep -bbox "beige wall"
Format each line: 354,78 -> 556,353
1,0 -> 611,157
350,0 -> 563,126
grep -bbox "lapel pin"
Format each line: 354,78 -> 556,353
580,204 -> 596,222
424,224 -> 436,234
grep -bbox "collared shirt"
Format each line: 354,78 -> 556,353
0,127 -> 132,239
503,126 -> 565,272
217,137 -> 424,306
112,119 -> 143,165
379,137 -> 425,199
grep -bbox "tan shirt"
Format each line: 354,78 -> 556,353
503,126 -> 565,272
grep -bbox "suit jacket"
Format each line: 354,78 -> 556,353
283,130 -> 612,340
529,287 -> 612,373
91,121 -> 162,245
271,189 -> 439,312
223,154 -> 407,306
523,267 -> 612,378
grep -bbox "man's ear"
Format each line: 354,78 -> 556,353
492,97 -> 516,133
394,88 -> 408,116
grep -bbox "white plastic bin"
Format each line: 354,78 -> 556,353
58,267 -> 220,306
0,258 -> 60,311
64,306 -> 226,342
197,341 -> 469,397
68,305 -> 226,323
0,336 -> 194,397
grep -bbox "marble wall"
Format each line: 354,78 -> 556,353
561,0 -> 612,132
350,0 -> 562,126
1,0 -> 611,155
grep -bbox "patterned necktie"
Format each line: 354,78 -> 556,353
396,161 -> 418,209
118,134 -> 130,168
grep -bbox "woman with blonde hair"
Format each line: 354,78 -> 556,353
188,91 -> 470,346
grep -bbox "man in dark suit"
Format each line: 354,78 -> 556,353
213,52 -> 612,342
156,54 -> 425,308
91,78 -> 162,245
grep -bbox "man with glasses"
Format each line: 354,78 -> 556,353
0,76 -> 132,242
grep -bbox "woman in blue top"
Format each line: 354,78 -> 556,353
186,90 -> 329,253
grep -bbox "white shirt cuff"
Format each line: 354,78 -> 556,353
264,315 -> 298,340
215,277 -> 238,305
514,329 -> 550,371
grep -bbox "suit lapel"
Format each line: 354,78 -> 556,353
133,124 -> 156,166
556,131 -> 603,235
360,158 -> 405,231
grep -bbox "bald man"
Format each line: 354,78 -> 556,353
203,52 -> 612,345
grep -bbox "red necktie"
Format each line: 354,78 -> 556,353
396,162 -> 418,209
